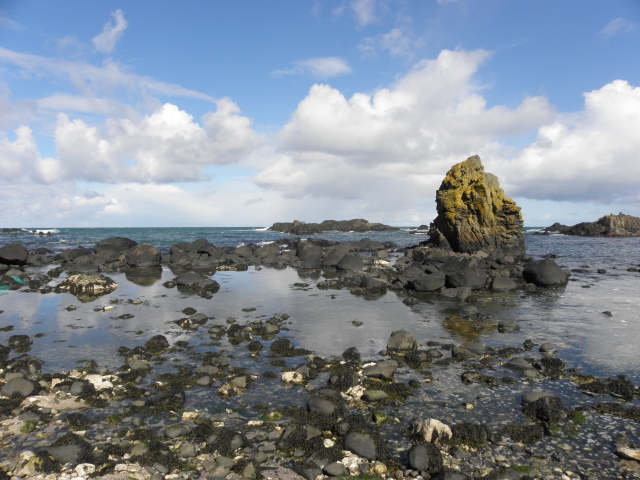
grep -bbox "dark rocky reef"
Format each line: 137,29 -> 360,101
391,155 -> 568,292
545,213 -> 640,236
269,218 -> 399,235
427,155 -> 525,259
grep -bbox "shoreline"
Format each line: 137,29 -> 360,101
1,238 -> 640,479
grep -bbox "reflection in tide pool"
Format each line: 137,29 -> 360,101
1,261 -> 640,384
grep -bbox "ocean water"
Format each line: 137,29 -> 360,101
1,227 -> 640,382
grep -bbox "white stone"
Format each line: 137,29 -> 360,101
75,463 -> 95,476
85,374 -> 116,390
281,371 -> 305,383
410,418 -> 452,444
617,445 -> 640,461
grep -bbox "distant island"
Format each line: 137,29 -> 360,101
544,213 -> 640,236
268,218 -> 400,235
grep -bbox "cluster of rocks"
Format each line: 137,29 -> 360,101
268,219 -> 399,236
544,213 -> 640,236
389,156 -> 569,296
2,311 -> 640,480
0,235 -> 401,301
1,156 -> 575,303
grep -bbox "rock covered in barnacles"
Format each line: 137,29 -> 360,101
56,274 -> 117,299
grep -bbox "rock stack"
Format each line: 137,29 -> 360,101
427,155 -> 525,259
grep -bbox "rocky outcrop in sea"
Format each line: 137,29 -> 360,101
269,219 -> 399,235
427,155 -> 525,258
545,213 -> 640,236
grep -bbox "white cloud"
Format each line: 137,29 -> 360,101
255,48 -> 555,225
277,49 -> 551,163
0,180 -> 119,227
0,47 -> 216,106
0,13 -> 23,31
272,57 -> 352,79
359,27 -> 422,58
0,126 -> 36,179
352,0 -> 377,27
92,9 -> 128,54
0,84 -> 38,129
52,100 -> 263,184
599,18 -> 640,37
498,80 -> 640,205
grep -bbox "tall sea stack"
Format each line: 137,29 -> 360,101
427,155 -> 525,258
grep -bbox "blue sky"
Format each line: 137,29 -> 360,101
1,0 -> 639,227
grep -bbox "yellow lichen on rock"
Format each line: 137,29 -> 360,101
428,155 -> 525,257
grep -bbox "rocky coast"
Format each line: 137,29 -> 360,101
1,157 -> 640,480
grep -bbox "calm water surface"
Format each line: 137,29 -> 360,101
1,229 -> 639,380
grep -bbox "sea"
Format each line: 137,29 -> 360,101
2,226 -> 640,472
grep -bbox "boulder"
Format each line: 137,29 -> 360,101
1,377 -> 35,397
427,155 -> 525,258
344,432 -> 377,460
124,244 -> 161,267
321,244 -> 352,267
0,243 -> 29,266
523,258 -> 569,287
410,418 -> 452,444
387,329 -> 418,353
362,360 -> 398,380
94,237 -> 138,253
408,443 -> 443,475
56,274 -> 117,298
490,277 -> 517,291
336,252 -> 363,271
443,257 -> 487,290
296,241 -> 323,268
410,271 -> 446,292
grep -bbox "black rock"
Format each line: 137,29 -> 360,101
523,258 -> 569,287
522,394 -> 567,423
1,377 -> 35,397
0,243 -> 29,266
408,443 -> 443,474
344,431 -> 377,460
145,335 -> 170,352
387,329 -> 418,353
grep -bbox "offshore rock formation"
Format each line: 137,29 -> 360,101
545,213 -> 640,236
269,219 -> 399,235
427,155 -> 525,258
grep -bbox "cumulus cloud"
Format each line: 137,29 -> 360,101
272,57 -> 352,79
52,100 -> 263,184
277,49 -> 551,162
255,48 -> 555,224
498,80 -> 640,205
92,9 -> 128,54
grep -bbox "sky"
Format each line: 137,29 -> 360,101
1,0 -> 639,228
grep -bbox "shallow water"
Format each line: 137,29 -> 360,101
2,256 -> 639,383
